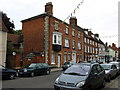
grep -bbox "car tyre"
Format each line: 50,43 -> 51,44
30,72 -> 34,77
9,74 -> 15,80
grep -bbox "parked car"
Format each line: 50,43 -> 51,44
110,61 -> 120,75
0,65 -> 17,80
101,63 -> 117,82
54,63 -> 106,90
62,61 -> 75,71
18,63 -> 51,77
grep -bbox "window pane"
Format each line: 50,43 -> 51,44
66,27 -> 69,34
68,54 -> 71,61
64,54 -> 67,62
65,39 -> 69,47
51,53 -> 55,64
54,35 -> 57,43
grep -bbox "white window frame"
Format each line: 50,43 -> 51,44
64,54 -> 67,62
78,42 -> 81,50
78,32 -> 80,39
66,26 -> 69,34
72,39 -> 75,49
72,29 -> 75,36
53,32 -> 62,45
65,39 -> 69,48
51,53 -> 55,64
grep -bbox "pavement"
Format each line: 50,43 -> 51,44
51,68 -> 63,72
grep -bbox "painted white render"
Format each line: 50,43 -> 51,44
0,30 -> 7,66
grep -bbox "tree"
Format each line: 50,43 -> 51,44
1,12 -> 15,33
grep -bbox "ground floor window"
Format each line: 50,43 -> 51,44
68,54 -> 71,61
51,53 -> 55,64
64,54 -> 67,63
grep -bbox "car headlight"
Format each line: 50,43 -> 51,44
55,77 -> 59,84
24,69 -> 27,72
76,81 -> 85,88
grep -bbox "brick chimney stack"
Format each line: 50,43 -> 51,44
69,16 -> 77,26
45,2 -> 53,15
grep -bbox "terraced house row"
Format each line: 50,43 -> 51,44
18,2 -> 119,68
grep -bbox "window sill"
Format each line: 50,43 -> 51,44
51,63 -> 55,64
63,47 -> 70,49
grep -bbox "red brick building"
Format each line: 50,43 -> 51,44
22,2 -> 85,67
83,30 -> 100,62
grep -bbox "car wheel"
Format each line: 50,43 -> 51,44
9,74 -> 15,80
46,70 -> 50,75
101,79 -> 106,88
30,72 -> 34,77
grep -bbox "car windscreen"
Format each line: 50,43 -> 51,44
28,63 -> 36,68
101,64 -> 111,70
64,65 -> 90,76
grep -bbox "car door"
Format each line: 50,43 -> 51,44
112,65 -> 117,77
89,65 -> 100,89
41,63 -> 49,73
96,64 -> 105,86
34,63 -> 43,75
110,65 -> 115,77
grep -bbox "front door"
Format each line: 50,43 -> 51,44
58,55 -> 61,67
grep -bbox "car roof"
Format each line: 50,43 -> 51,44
76,63 -> 99,67
101,63 -> 113,66
110,61 -> 119,63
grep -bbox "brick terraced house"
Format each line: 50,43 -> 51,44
21,2 -> 119,67
21,2 -> 85,67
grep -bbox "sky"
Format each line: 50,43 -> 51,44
0,0 -> 119,47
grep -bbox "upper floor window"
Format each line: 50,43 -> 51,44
53,32 -> 62,45
85,31 -> 88,35
66,26 -> 69,34
72,39 -> 75,49
78,32 -> 80,39
84,38 -> 86,43
88,46 -> 90,52
54,21 -> 59,30
78,42 -> 81,50
72,29 -> 75,36
65,39 -> 69,48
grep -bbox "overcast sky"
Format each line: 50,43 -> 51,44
0,0 -> 119,47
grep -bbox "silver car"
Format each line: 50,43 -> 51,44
101,63 -> 117,82
110,62 -> 120,75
